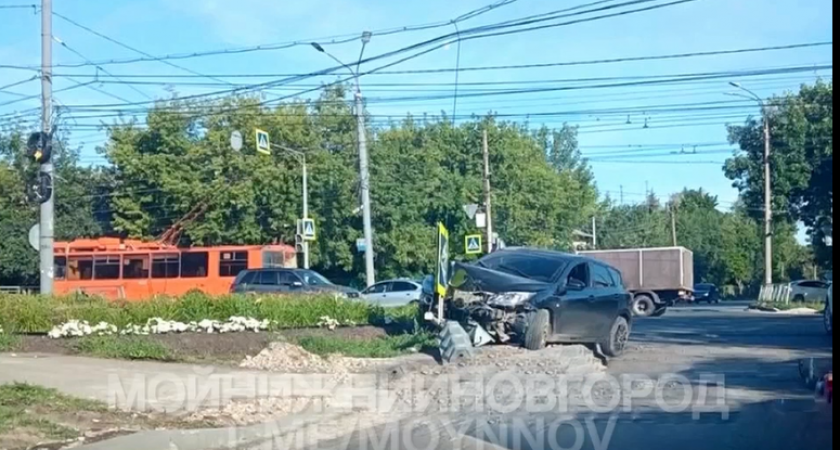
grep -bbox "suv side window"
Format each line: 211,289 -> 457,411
591,263 -> 615,288
257,271 -> 279,285
278,271 -> 302,286
567,263 -> 590,287
238,271 -> 257,285
392,282 -> 416,292
607,267 -> 624,288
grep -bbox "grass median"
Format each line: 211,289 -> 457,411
0,291 -> 418,334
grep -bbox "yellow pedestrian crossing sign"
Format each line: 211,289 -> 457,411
255,129 -> 271,155
465,234 -> 482,255
435,223 -> 450,297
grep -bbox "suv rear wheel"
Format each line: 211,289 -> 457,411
600,316 -> 630,357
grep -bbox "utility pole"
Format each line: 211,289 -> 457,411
729,81 -> 773,286
312,33 -> 375,286
762,113 -> 773,286
620,185 -> 624,205
301,156 -> 309,269
40,0 -> 54,295
482,130 -> 493,253
591,216 -> 597,249
670,206 -> 678,247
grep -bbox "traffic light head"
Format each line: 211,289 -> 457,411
27,131 -> 52,164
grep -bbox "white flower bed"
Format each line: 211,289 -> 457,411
46,316 -> 274,339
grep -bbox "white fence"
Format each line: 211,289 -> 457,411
758,283 -> 793,304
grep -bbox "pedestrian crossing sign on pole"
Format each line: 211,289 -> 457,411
255,129 -> 271,155
465,234 -> 483,255
302,218 -> 316,241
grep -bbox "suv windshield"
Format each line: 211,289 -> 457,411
298,270 -> 333,286
477,252 -> 569,283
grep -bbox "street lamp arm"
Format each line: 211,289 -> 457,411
729,82 -> 765,107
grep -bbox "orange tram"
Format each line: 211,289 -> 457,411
53,238 -> 297,300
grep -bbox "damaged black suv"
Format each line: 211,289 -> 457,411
447,248 -> 633,357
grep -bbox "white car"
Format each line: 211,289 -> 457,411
788,280 -> 831,303
361,279 -> 425,307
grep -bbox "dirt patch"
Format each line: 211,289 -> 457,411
0,383 -> 221,450
4,326 -> 398,365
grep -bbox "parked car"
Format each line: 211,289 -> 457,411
230,268 -> 360,297
789,280 -> 831,303
443,248 -> 633,357
694,283 -> 720,304
361,279 -> 425,307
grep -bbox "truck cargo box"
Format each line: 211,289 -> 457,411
578,247 -> 694,292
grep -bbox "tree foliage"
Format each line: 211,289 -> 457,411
725,81 -> 833,268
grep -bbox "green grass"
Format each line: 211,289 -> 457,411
295,332 -> 437,359
0,383 -> 106,439
0,292 -> 418,334
0,335 -> 19,352
73,336 -> 175,361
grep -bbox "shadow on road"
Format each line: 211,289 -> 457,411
632,314 -> 832,352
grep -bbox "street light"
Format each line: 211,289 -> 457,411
729,81 -> 773,286
312,34 -> 376,287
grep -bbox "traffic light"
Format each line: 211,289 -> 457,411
295,234 -> 304,253
27,131 -> 52,165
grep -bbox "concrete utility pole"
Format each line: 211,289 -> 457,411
730,82 -> 773,286
482,130 -> 493,253
670,206 -> 678,247
40,0 -> 54,294
591,216 -> 597,249
312,32 -> 375,286
301,156 -> 309,269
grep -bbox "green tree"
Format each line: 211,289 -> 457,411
725,81 -> 833,268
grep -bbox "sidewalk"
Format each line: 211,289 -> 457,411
0,353 -> 379,413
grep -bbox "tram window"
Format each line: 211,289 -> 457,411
219,251 -> 248,277
94,255 -> 121,280
151,254 -> 180,279
181,252 -> 209,278
123,255 -> 150,279
67,256 -> 93,281
55,257 -> 67,280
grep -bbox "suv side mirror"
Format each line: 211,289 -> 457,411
567,279 -> 586,291
291,281 -> 303,288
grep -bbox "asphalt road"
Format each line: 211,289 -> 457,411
290,303 -> 833,450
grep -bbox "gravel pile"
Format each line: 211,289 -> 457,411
188,397 -> 333,426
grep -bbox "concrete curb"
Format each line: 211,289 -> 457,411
745,305 -> 820,315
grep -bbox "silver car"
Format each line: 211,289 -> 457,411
789,280 -> 830,303
361,279 -> 424,307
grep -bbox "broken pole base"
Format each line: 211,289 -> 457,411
438,320 -> 474,364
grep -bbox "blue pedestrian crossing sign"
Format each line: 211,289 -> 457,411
465,234 -> 483,255
255,129 -> 271,155
302,218 -> 316,241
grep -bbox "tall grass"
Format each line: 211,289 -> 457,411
0,293 -> 417,334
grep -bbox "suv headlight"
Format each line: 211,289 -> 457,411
486,292 -> 535,308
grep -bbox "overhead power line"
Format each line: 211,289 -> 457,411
25,0 -> 519,70
16,0 -> 703,114
39,41 -> 832,80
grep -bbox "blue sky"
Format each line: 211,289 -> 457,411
0,0 -> 833,214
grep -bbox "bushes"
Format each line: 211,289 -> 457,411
0,293 -> 417,334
